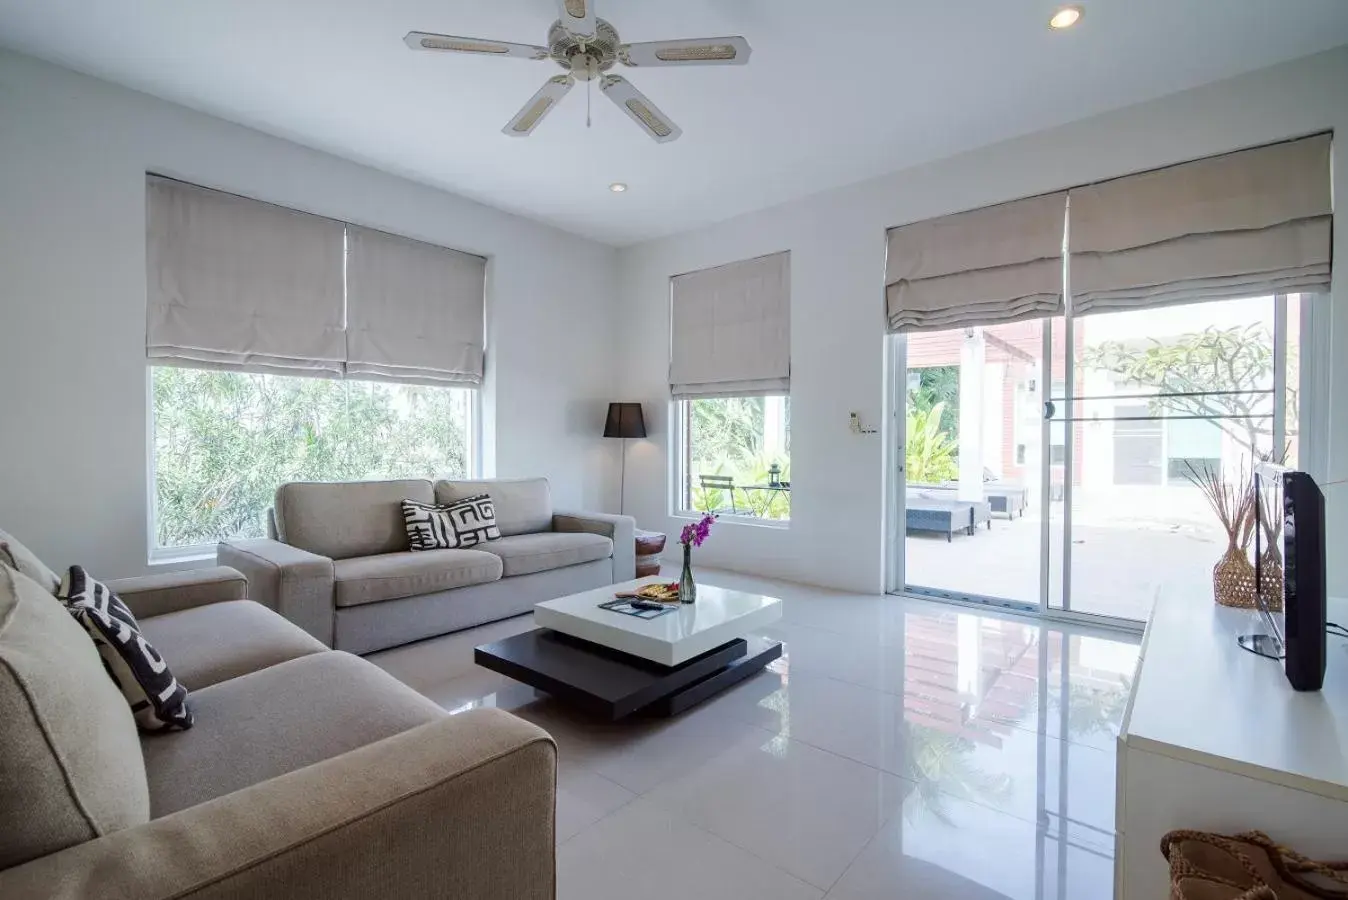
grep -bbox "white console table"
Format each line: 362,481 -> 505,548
1116,596 -> 1348,899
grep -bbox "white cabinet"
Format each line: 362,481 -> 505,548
1115,598 -> 1348,900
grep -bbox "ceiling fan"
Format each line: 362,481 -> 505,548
404,0 -> 752,143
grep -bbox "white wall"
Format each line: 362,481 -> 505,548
617,47 -> 1348,595
0,50 -> 618,579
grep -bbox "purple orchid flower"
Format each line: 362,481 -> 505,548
680,513 -> 717,547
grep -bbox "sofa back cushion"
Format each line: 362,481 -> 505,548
275,480 -> 434,560
435,478 -> 552,537
0,564 -> 151,870
0,528 -> 60,595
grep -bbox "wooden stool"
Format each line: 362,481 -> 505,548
634,530 -> 666,578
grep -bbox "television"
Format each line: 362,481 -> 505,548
1252,463 -> 1327,692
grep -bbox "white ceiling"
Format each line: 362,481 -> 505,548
2,1 -> 1346,246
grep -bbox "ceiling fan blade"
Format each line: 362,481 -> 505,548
556,0 -> 597,39
600,75 -> 681,143
502,75 -> 575,137
620,36 -> 751,67
404,31 -> 549,60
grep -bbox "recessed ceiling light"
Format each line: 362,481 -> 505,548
609,182 -> 628,193
1049,5 -> 1082,28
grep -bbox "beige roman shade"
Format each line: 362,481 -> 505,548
670,252 -> 790,399
885,192 -> 1068,332
146,176 -> 347,375
1068,134 -> 1333,315
345,227 -> 486,386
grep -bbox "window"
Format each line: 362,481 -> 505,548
676,395 -> 790,522
151,367 -> 472,553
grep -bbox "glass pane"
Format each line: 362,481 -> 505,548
684,395 -> 791,520
904,321 -> 1043,604
1060,295 -> 1285,620
342,380 -> 471,480
152,367 -> 471,548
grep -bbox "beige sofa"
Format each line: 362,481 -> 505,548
218,477 -> 635,654
0,530 -> 556,900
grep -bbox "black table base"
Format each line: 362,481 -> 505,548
475,628 -> 782,720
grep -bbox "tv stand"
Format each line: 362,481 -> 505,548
1115,595 -> 1348,899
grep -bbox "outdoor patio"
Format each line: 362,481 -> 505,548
905,485 -> 1231,621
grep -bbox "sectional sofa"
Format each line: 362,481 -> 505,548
0,529 -> 556,900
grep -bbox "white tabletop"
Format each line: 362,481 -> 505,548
533,576 -> 783,666
1122,594 -> 1348,801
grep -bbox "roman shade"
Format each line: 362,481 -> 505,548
885,191 -> 1068,332
1068,134 -> 1333,315
146,176 -> 347,375
669,252 -> 790,399
345,226 -> 487,386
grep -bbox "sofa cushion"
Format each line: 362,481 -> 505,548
274,479 -> 434,560
435,478 -> 552,537
58,566 -> 193,732
0,565 -> 150,869
0,528 -> 60,594
332,549 -> 503,608
482,532 -> 613,578
141,651 -> 444,816
138,600 -> 327,690
402,496 -> 500,551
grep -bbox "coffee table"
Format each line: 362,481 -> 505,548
474,577 -> 783,720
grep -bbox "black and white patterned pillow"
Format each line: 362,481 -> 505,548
402,495 -> 501,550
58,566 -> 193,732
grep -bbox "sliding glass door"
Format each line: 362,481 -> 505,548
895,294 -> 1304,625
1045,294 -> 1300,621
901,321 -> 1046,609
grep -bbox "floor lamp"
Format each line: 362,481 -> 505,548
604,402 -> 646,516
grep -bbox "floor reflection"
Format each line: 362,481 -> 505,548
369,586 -> 1140,900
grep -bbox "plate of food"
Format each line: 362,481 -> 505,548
614,582 -> 681,604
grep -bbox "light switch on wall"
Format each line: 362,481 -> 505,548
849,412 -> 878,435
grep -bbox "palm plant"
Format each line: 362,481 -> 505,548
906,401 -> 959,483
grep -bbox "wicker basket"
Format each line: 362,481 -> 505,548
1163,829 -> 1348,899
1214,545 -> 1258,609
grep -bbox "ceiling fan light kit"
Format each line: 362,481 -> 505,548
405,0 -> 751,142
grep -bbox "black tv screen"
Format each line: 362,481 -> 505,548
1254,464 -> 1326,691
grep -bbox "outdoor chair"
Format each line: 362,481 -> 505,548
699,473 -> 745,515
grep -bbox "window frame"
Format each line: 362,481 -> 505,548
670,394 -> 792,529
145,365 -> 479,564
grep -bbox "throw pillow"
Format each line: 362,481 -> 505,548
402,495 -> 501,550
58,566 -> 193,732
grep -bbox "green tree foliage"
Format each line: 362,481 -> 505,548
1081,324 -> 1291,454
686,397 -> 791,520
910,365 -> 960,439
906,401 -> 959,484
153,367 -> 469,548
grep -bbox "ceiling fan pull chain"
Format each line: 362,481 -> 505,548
587,77 -> 592,128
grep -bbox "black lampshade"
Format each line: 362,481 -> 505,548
603,402 -> 647,439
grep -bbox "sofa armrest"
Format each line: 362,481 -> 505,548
216,539 -> 335,646
553,510 -> 636,582
106,566 -> 247,619
0,709 -> 557,900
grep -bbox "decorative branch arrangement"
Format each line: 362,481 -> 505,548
1184,459 -> 1259,608
1184,460 -> 1255,553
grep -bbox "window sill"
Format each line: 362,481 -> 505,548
673,512 -> 790,530
148,546 -> 217,567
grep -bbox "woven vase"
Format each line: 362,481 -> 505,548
1213,545 -> 1257,609
1257,545 -> 1285,613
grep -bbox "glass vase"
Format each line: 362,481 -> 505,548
679,543 -> 696,604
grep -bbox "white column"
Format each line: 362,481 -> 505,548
764,396 -> 786,458
959,329 -> 986,501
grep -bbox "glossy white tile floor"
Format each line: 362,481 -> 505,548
368,568 -> 1141,900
